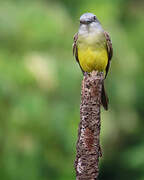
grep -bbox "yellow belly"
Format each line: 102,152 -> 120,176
78,47 -> 108,72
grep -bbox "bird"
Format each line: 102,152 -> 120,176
73,13 -> 113,110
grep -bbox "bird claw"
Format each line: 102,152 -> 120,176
83,72 -> 89,77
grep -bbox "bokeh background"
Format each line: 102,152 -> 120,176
0,0 -> 144,179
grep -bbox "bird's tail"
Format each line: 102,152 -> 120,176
101,82 -> 109,110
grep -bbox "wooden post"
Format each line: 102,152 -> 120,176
75,71 -> 103,180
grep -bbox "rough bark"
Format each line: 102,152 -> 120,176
75,71 -> 103,180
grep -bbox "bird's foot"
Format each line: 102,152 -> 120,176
83,72 -> 89,77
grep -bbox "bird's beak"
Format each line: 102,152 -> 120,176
80,20 -> 91,24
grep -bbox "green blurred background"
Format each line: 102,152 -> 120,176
0,0 -> 144,179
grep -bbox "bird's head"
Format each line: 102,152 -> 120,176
80,13 -> 99,25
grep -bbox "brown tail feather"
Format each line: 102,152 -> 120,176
101,82 -> 109,110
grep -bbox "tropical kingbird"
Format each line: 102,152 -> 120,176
73,13 -> 113,110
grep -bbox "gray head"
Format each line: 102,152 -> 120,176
80,13 -> 99,24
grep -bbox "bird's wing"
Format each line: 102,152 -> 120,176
73,33 -> 84,74
104,31 -> 113,78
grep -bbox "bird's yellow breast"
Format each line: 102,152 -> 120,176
78,47 -> 108,72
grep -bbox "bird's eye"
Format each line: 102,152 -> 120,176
93,16 -> 96,20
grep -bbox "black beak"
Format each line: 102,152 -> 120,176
80,20 -> 91,24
